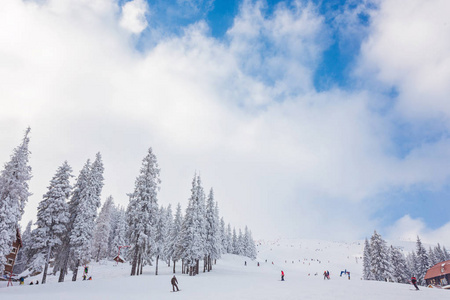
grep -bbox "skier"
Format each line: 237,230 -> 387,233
411,276 -> 419,290
245,261 -> 247,266
323,271 -> 327,280
281,270 -> 285,281
19,277 -> 24,285
171,275 -> 179,292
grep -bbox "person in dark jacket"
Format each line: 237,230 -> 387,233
411,276 -> 419,290
281,270 -> 285,281
171,275 -> 179,292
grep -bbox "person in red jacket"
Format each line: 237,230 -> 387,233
411,276 -> 419,290
281,270 -> 285,281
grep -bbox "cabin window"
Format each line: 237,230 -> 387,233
11,247 -> 17,254
7,258 -> 14,265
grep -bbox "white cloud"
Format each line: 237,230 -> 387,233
357,0 -> 450,122
0,0 -> 449,242
120,0 -> 148,34
386,215 -> 450,247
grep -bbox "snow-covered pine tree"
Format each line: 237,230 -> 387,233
232,228 -> 237,254
164,205 -> 173,267
109,206 -> 127,260
406,251 -> 417,278
243,226 -> 257,259
428,246 -> 438,267
369,231 -> 390,281
443,246 -> 450,260
415,236 -> 429,285
126,148 -> 161,276
168,203 -> 183,273
69,157 -> 103,281
362,238 -> 373,280
236,228 -> 245,255
179,174 -> 206,276
28,161 -> 72,283
389,245 -> 409,283
0,128 -> 32,274
13,221 -> 33,274
212,201 -> 222,265
226,224 -> 233,254
219,218 -> 227,254
433,243 -> 446,263
204,189 -> 221,272
92,196 -> 114,262
54,160 -> 91,282
154,206 -> 168,275
442,246 -> 450,260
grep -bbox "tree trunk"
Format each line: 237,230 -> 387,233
173,260 -> 176,273
42,244 -> 52,284
131,247 -> 139,276
72,259 -> 80,281
196,260 -> 200,275
155,255 -> 159,275
139,257 -> 143,275
136,253 -> 141,276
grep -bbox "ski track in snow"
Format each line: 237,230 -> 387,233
1,239 -> 447,299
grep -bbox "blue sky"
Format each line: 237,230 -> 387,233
1,0 -> 450,243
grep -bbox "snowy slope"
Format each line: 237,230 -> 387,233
1,239 -> 447,299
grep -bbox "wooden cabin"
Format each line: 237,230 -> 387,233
113,255 -> 125,263
425,260 -> 450,288
3,228 -> 22,275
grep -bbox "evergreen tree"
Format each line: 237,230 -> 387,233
0,128 -> 32,274
178,174 -> 206,276
369,231 -> 390,281
29,162 -> 72,283
434,243 -> 446,263
204,189 -> 221,272
389,246 -> 409,283
219,218 -> 226,254
168,203 -> 183,273
232,228 -> 237,254
126,148 -> 160,276
243,226 -> 257,259
154,206 -> 168,275
443,246 -> 450,260
110,207 -> 127,259
428,246 -> 437,267
406,251 -> 418,278
69,158 -> 103,281
92,196 -> 114,262
363,238 -> 372,280
236,228 -> 245,255
415,236 -> 429,285
226,224 -> 233,253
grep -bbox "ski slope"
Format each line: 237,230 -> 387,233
1,239 -> 447,299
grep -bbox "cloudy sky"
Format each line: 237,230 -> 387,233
1,0 -> 450,245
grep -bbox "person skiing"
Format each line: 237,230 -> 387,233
323,271 -> 327,280
411,276 -> 419,290
281,270 -> 285,281
171,275 -> 179,292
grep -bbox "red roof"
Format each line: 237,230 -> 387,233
425,260 -> 450,280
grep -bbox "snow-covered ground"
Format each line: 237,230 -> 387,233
1,239 -> 447,299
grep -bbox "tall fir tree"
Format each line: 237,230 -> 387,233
168,203 -> 183,273
362,238 -> 373,280
29,161 -> 72,283
369,231 -> 390,281
204,189 -> 221,272
415,236 -> 429,285
219,218 -> 226,254
179,174 -> 206,276
109,206 -> 127,259
92,196 -> 114,262
154,206 -> 168,275
389,246 -> 409,283
69,157 -> 104,281
126,148 -> 160,276
0,128 -> 32,274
